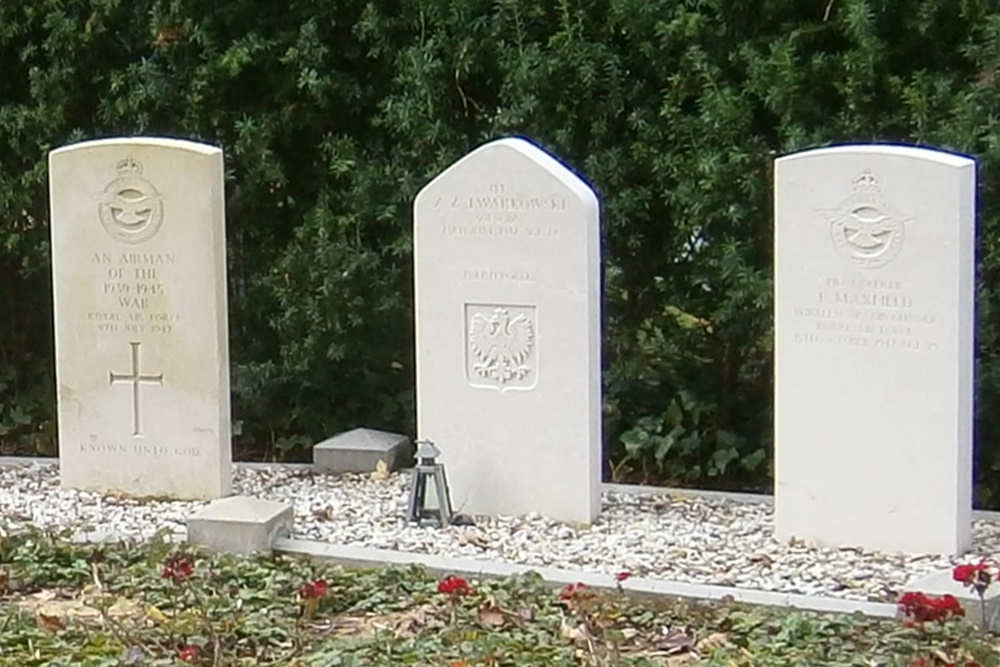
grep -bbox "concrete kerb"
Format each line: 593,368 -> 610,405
271,536 -> 898,619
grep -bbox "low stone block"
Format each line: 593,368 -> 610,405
313,428 -> 411,473
187,496 -> 292,556
903,568 -> 1000,632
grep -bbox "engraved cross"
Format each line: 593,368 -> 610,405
109,341 -> 163,436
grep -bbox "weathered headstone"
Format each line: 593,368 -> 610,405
49,137 -> 232,499
774,144 -> 975,554
413,137 -> 601,523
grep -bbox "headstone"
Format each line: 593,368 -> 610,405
313,427 -> 411,473
774,144 -> 975,554
413,137 -> 601,523
49,137 -> 232,499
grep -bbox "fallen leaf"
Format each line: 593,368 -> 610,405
620,627 -> 639,641
477,603 -> 506,627
311,507 -> 334,521
458,531 -> 490,549
322,614 -> 372,635
146,605 -> 169,624
694,631 -> 732,653
933,648 -> 957,664
26,589 -> 59,602
20,587 -> 148,628
371,459 -> 390,480
388,603 -> 437,638
655,626 -> 695,654
36,612 -> 65,632
560,617 -> 592,643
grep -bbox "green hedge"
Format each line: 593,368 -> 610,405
2,0 -> 1000,503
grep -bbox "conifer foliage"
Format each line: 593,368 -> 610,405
1,0 -> 999,500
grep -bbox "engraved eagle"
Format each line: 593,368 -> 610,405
468,307 -> 534,384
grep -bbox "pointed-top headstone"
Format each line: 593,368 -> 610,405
413,137 -> 601,523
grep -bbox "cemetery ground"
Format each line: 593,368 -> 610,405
0,531 -> 997,667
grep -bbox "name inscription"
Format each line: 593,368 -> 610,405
436,182 -> 563,238
789,276 -> 938,352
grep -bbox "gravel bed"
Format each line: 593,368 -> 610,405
1,461 -> 996,603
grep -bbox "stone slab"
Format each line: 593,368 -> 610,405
313,427 -> 410,473
187,496 -> 292,555
49,137 -> 232,500
773,144 -> 975,555
273,537 -> 898,619
413,137 -> 602,523
903,568 -> 1000,631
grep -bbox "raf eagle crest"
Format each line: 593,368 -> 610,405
467,306 -> 535,387
95,157 -> 167,244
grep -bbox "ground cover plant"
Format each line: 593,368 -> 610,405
0,528 -> 997,666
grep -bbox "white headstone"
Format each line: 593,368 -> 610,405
774,144 -> 975,554
49,137 -> 232,499
413,137 -> 601,523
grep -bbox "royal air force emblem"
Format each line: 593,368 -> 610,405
818,169 -> 913,269
95,157 -> 166,244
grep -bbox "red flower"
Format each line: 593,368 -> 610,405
178,644 -> 199,662
898,591 -> 965,624
437,575 -> 473,596
161,554 -> 195,584
953,558 -> 993,596
559,582 -> 592,600
615,571 -> 633,582
298,579 -> 329,600
953,560 -> 987,584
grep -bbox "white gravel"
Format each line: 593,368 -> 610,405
1,461 -> 996,603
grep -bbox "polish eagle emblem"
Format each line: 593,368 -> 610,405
468,307 -> 535,385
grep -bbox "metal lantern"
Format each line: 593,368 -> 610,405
406,440 -> 454,527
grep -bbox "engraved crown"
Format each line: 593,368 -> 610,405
116,157 -> 142,176
852,169 -> 879,192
